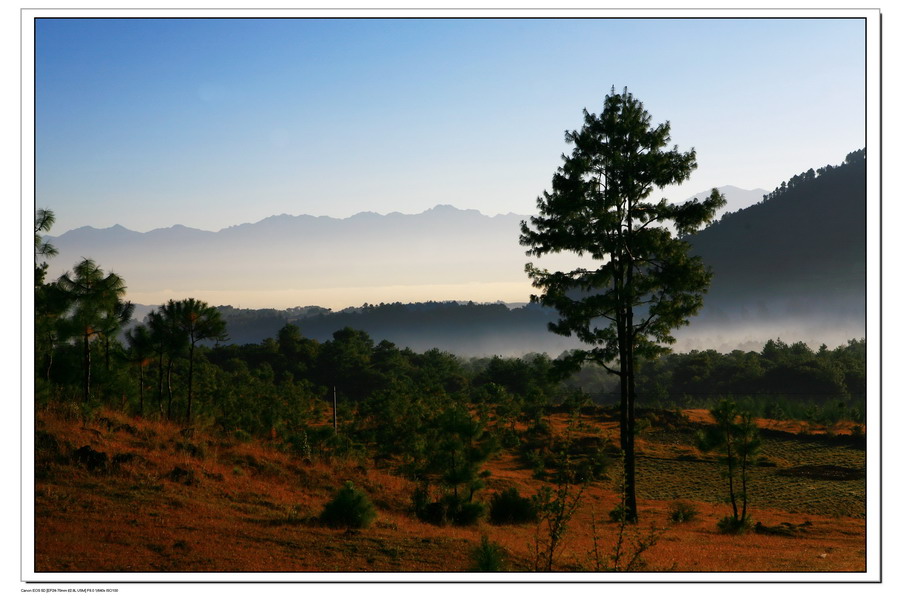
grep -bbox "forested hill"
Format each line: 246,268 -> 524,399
675,149 -> 866,350
216,302 -> 580,357
687,149 -> 866,305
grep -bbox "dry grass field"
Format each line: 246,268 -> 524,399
32,406 -> 866,574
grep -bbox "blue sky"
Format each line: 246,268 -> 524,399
35,17 -> 867,234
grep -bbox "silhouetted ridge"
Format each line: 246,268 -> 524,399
213,301 -> 574,357
687,149 -> 865,305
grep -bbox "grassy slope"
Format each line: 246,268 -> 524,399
33,407 -> 866,573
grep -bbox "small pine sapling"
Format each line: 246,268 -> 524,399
697,398 -> 761,532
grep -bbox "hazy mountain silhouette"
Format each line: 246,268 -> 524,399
48,205 -> 532,300
50,166 -> 864,356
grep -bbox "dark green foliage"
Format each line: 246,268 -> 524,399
668,500 -> 699,523
469,536 -> 507,572
320,481 -> 376,529
520,88 -> 725,522
489,487 -> 538,525
56,259 -> 129,411
451,500 -> 485,526
717,514 -> 753,534
34,208 -> 57,262
697,399 -> 761,530
609,504 -> 630,524
34,430 -> 64,479
413,492 -> 485,527
632,339 -> 865,418
158,298 -> 228,424
690,150 -> 865,315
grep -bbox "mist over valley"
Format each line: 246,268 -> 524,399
46,160 -> 865,357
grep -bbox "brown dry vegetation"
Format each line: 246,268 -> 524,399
33,406 -> 866,574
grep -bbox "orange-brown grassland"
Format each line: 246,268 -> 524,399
32,403 -> 866,576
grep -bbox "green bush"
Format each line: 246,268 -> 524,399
469,535 -> 507,572
414,493 -> 484,526
418,500 -> 449,526
609,504 -> 636,523
668,500 -> 698,523
717,514 -> 752,534
489,487 -> 538,525
453,500 -> 485,526
320,481 -> 376,529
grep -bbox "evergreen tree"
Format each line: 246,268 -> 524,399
34,208 -> 57,265
34,209 -> 70,383
697,398 -> 761,531
124,324 -> 154,416
146,306 -> 182,419
171,298 -> 228,424
57,259 -> 128,409
520,87 -> 724,521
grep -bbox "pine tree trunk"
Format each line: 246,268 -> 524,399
166,357 -> 174,421
185,343 -> 195,425
82,332 -> 91,408
156,351 -> 164,417
44,342 -> 54,382
138,363 -> 144,417
624,338 -> 638,523
740,453 -> 749,522
726,433 -> 739,521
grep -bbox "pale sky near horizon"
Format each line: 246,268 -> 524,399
34,15 -> 867,235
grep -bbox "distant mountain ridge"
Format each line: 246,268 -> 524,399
48,204 -> 532,298
47,168 -> 864,355
47,188 -> 767,302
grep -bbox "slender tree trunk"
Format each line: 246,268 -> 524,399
186,343 -> 195,425
138,362 -> 144,417
156,352 -> 165,418
740,451 -> 749,522
620,190 -> 639,523
44,337 -> 54,382
726,433 -> 739,521
616,318 -> 630,514
624,333 -> 638,523
82,332 -> 91,408
166,357 -> 174,421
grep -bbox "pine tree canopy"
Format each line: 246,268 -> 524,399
520,87 -> 725,375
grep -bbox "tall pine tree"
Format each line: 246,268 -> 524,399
520,88 -> 724,521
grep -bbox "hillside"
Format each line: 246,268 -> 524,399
215,301 -> 580,356
687,150 -> 865,307
34,406 -> 866,573
677,150 -> 866,351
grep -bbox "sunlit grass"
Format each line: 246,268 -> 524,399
34,406 -> 866,573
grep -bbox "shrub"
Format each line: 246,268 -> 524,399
320,481 -> 376,529
609,504 -> 629,523
418,500 -> 449,526
668,500 -> 698,524
453,500 -> 486,526
498,428 -> 521,449
717,514 -> 753,534
414,492 -> 485,526
469,536 -> 507,571
489,487 -> 538,525
572,449 -> 611,483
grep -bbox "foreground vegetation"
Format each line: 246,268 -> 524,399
34,404 -> 865,573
